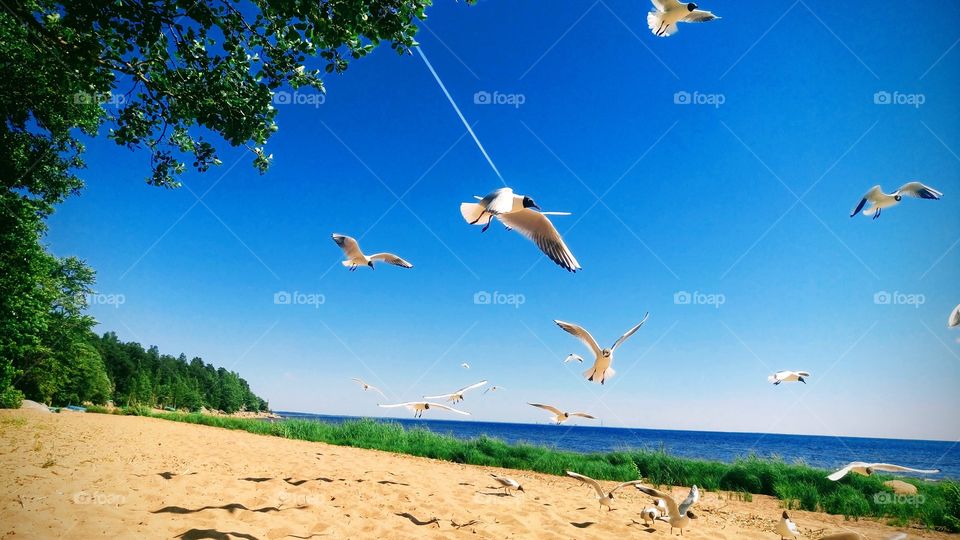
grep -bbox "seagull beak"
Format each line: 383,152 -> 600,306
531,204 -> 541,211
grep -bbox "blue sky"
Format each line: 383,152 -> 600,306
47,0 -> 960,440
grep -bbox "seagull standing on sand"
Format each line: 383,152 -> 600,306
564,353 -> 584,364
635,485 -> 699,535
378,402 -> 469,419
949,304 -> 960,328
351,378 -> 387,399
639,505 -> 662,527
460,187 -> 581,272
424,381 -> 488,404
850,182 -> 942,220
565,471 -> 645,511
768,370 -> 810,385
528,403 -> 597,425
331,234 -> 413,270
647,0 -> 719,37
827,462 -> 941,481
554,313 -> 650,385
490,474 -> 524,495
776,511 -> 801,539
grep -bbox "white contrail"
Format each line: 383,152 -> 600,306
415,45 -> 506,186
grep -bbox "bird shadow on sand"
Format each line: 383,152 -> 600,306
395,512 -> 440,526
476,490 -> 511,497
175,528 -> 259,540
628,519 -> 656,533
238,476 -> 333,485
570,522 -> 596,529
159,471 -> 197,480
153,503 -> 290,515
377,480 -> 409,486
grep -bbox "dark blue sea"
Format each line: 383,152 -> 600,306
275,412 -> 959,479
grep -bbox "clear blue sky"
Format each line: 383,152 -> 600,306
47,0 -> 960,440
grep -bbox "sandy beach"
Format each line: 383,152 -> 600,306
0,409 -> 952,540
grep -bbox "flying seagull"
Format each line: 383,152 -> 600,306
528,403 -> 596,425
460,362 -> 470,369
460,187 -> 581,272
331,233 -> 413,270
351,378 -> 387,399
564,353 -> 584,364
635,485 -> 699,535
483,386 -> 504,394
554,313 -> 650,384
647,0 -> 719,38
768,370 -> 810,385
424,380 -> 488,404
378,401 -> 469,419
565,471 -> 645,511
490,474 -> 524,495
776,511 -> 800,540
850,182 -> 942,220
827,462 -> 940,481
949,304 -> 960,328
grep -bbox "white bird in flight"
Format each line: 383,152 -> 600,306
331,233 -> 413,271
483,386 -> 504,394
776,510 -> 801,539
949,304 -> 960,328
351,378 -> 387,399
424,380 -> 488,404
564,471 -> 645,511
827,461 -> 940,481
635,484 -> 699,535
554,313 -> 650,384
378,401 -> 470,419
647,0 -> 720,38
460,187 -> 581,272
850,182 -> 942,220
460,362 -> 470,369
564,353 -> 584,364
528,403 -> 596,425
490,474 -> 524,495
768,370 -> 810,385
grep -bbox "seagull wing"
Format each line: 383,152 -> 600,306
378,402 -> 421,409
650,0 -> 681,11
851,186 -> 881,217
422,391 -> 457,400
611,312 -> 650,351
497,209 -> 581,272
678,484 -> 699,514
332,234 -> 364,259
479,187 -> 515,214
827,462 -> 859,481
554,321 -> 602,358
684,9 -> 719,22
528,403 -> 563,416
896,182 -> 942,200
610,479 -> 646,494
369,253 -> 413,268
351,377 -> 366,387
868,463 -> 941,475
425,402 -> 471,416
456,380 -> 489,394
635,485 -> 679,516
797,371 -> 811,378
566,471 -> 607,498
950,304 -> 960,328
569,412 -> 596,419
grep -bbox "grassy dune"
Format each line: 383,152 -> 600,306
89,408 -> 960,532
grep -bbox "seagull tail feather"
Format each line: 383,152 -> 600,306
460,202 -> 493,226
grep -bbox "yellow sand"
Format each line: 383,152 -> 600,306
0,410 -> 952,539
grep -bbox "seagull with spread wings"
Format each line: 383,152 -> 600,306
378,401 -> 469,419
850,182 -> 942,220
331,233 -> 413,271
768,370 -> 810,385
635,484 -> 699,535
351,378 -> 387,399
647,0 -> 720,38
554,313 -> 650,384
565,471 -> 645,511
827,462 -> 940,481
460,187 -> 581,272
424,380 -> 488,404
528,403 -> 596,425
